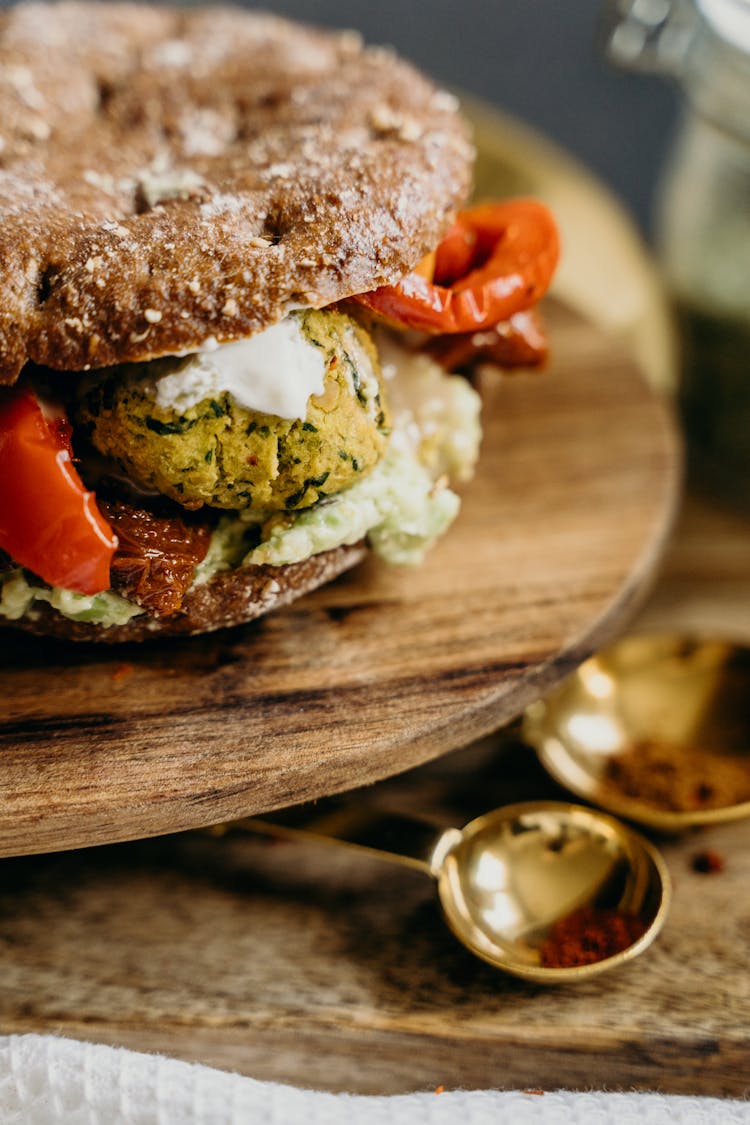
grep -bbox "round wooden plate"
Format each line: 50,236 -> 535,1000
0,298 -> 679,857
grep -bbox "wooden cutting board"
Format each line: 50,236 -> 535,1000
0,299 -> 679,857
0,99 -> 740,1099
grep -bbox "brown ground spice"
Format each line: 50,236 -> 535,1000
603,738 -> 750,812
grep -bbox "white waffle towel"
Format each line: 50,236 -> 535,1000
0,1035 -> 747,1125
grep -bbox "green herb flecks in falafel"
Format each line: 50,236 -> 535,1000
75,309 -> 390,513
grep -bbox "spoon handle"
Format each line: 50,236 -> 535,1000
229,802 -> 458,877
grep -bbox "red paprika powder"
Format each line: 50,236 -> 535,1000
540,906 -> 647,969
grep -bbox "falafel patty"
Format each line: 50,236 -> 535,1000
76,309 -> 390,513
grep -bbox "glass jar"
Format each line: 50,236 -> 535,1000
609,0 -> 750,509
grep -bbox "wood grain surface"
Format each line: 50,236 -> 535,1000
0,300 -> 679,858
1,686 -> 749,1097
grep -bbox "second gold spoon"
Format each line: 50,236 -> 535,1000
524,633 -> 750,831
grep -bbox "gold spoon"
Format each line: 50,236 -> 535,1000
523,633 -> 750,832
232,798 -> 669,983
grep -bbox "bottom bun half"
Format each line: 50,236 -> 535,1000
5,543 -> 367,643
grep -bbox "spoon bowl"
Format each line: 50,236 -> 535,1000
524,634 -> 750,831
436,801 -> 668,982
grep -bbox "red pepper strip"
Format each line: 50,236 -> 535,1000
0,386 -> 117,594
425,308 -> 549,372
433,219 -> 476,284
354,198 -> 559,334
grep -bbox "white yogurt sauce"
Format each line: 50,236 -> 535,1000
153,315 -> 327,420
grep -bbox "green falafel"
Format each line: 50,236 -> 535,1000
76,309 -> 390,512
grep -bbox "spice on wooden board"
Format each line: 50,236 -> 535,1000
111,662 -> 134,683
691,849 -> 725,874
539,906 -> 647,969
603,738 -> 750,813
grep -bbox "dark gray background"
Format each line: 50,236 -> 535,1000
253,0 -> 681,237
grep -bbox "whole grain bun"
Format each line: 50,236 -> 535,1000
9,542 -> 368,642
0,2 -> 473,382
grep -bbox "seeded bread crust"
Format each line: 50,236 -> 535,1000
0,2 -> 473,383
6,542 -> 368,642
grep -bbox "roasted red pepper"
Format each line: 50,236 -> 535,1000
355,198 -> 559,334
424,308 -> 549,371
0,386 -> 117,594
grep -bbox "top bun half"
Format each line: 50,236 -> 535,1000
0,2 -> 474,383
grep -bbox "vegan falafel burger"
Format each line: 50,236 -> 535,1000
0,3 -> 559,642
